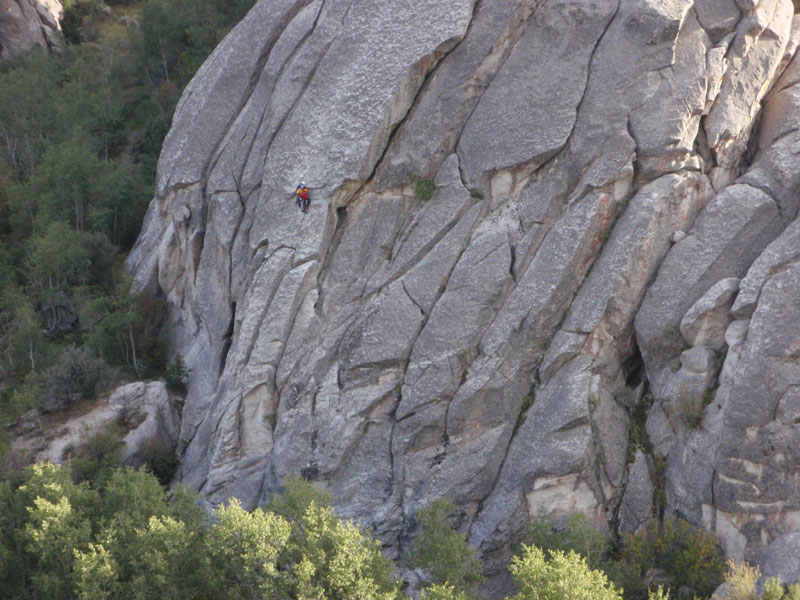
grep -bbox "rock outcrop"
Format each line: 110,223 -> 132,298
0,0 -> 61,59
10,380 -> 181,468
128,0 -> 800,580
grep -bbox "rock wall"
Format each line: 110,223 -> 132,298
0,0 -> 61,59
128,0 -> 800,577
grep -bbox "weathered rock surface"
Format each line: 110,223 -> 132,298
9,381 -> 181,470
618,450 -> 655,534
127,0 -> 800,586
0,0 -> 61,59
759,532 -> 800,583
108,381 -> 182,466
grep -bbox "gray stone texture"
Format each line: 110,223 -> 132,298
124,0 -> 800,586
679,277 -> 739,350
108,381 -> 182,467
0,0 -> 61,59
618,451 -> 655,533
759,532 -> 800,583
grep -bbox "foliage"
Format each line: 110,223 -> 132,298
407,498 -> 485,597
648,586 -> 670,600
510,545 -> 623,600
139,440 -> 180,486
206,498 -> 290,599
267,475 -> 334,521
0,461 -> 765,600
136,0 -> 256,89
0,0 -> 257,431
165,353 -> 190,392
42,345 -> 112,412
620,517 -> 724,600
413,176 -> 437,201
82,277 -> 168,377
526,511 -> 613,574
763,577 -> 786,600
787,584 -> 800,600
0,463 -> 400,599
68,422 -> 125,487
280,501 -> 399,600
423,582 -> 472,600
713,560 -> 795,600
628,392 -> 655,454
717,560 -> 760,600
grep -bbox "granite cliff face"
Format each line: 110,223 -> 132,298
0,0 -> 61,59
128,0 -> 800,576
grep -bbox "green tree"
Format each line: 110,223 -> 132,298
124,515 -> 204,599
83,275 -> 167,376
268,477 -> 397,599
0,50 -> 62,180
26,221 -> 92,298
73,542 -> 118,600
407,499 -> 484,597
620,517 -> 724,600
268,475 -> 334,521
526,512 -> 612,572
205,498 -> 291,599
510,546 -> 623,600
764,577 -> 787,600
19,462 -> 99,599
282,502 -> 399,600
423,583 -> 471,600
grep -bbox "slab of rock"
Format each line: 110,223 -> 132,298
0,0 -> 61,60
108,381 -> 181,466
636,183 -> 783,398
679,277 -> 740,349
618,451 -> 654,533
759,532 -> 800,583
704,0 -> 793,169
457,0 -> 618,185
732,217 -> 800,318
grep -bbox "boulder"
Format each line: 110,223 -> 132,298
679,278 -> 739,350
0,0 -> 61,59
618,451 -> 655,534
108,381 -> 181,466
759,532 -> 800,584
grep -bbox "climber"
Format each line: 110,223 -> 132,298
295,182 -> 311,213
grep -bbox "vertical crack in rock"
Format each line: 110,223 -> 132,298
226,0 -> 329,197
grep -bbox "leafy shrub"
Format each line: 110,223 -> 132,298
41,345 -> 111,412
414,176 -> 436,201
68,422 -> 125,487
423,582 -> 471,600
407,499 -> 484,597
267,475 -> 334,522
265,476 -> 397,600
1,382 -> 43,422
526,512 -> 612,574
763,576 -> 786,600
620,517 -> 724,600
139,440 -> 180,487
165,353 -> 190,392
786,583 -> 800,600
718,560 -> 760,600
510,545 -> 623,600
